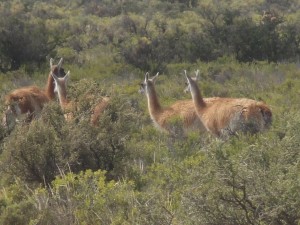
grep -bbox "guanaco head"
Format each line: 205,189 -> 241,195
139,72 -> 159,95
51,71 -> 70,104
50,58 -> 66,77
184,70 -> 199,94
47,58 -> 66,100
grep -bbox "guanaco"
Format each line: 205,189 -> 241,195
139,72 -> 218,135
184,70 -> 272,137
2,58 -> 66,128
51,71 -> 109,125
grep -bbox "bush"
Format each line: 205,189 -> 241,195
31,170 -> 137,225
0,103 -> 68,184
0,79 -> 141,185
0,179 -> 37,225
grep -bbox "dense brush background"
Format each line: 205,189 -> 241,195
0,0 -> 300,224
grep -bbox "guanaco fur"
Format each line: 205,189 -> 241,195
140,72 -> 218,135
184,70 -> 272,137
2,58 -> 66,129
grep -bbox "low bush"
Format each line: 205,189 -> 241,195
0,79 -> 141,185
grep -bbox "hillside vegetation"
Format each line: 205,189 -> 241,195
0,0 -> 300,224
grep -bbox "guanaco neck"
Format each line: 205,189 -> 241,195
45,73 -> 56,100
190,80 -> 206,113
146,83 -> 163,117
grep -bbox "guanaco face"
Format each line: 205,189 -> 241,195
51,70 -> 76,122
51,71 -> 71,107
139,72 -> 208,135
139,72 -> 159,95
184,70 -> 272,137
184,70 -> 199,94
47,58 -> 66,100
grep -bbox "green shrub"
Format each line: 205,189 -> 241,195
0,179 -> 37,225
0,103 -> 68,184
32,170 -> 137,225
0,79 -> 141,185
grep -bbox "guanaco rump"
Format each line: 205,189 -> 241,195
2,58 -> 66,129
139,72 -> 219,135
184,70 -> 272,137
51,71 -> 109,125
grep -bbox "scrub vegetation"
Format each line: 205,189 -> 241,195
0,0 -> 299,224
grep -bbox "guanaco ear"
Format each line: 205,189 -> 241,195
184,70 -> 192,84
144,72 -> 149,82
57,58 -> 63,69
64,70 -> 70,82
194,69 -> 200,80
184,70 -> 189,80
152,72 -> 159,83
183,70 -> 192,93
50,58 -> 54,68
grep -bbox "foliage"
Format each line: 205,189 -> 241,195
0,59 -> 299,224
0,0 -> 299,72
0,79 -> 140,185
0,0 -> 299,224
0,179 -> 37,225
